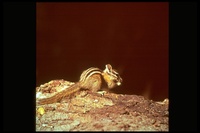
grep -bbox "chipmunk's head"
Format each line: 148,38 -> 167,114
103,64 -> 122,89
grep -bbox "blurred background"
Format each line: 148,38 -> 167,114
36,2 -> 168,101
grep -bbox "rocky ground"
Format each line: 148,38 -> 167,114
36,80 -> 169,131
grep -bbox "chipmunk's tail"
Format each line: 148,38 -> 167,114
37,83 -> 81,105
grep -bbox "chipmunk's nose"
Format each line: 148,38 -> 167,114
117,82 -> 121,86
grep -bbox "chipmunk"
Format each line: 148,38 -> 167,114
37,64 -> 122,105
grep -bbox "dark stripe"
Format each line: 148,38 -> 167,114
80,67 -> 102,82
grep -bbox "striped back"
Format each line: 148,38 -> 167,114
79,67 -> 102,82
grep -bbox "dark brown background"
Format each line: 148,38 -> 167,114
36,2 -> 168,101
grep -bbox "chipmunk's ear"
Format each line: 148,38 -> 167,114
105,64 -> 112,72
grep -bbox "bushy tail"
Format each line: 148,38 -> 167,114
37,83 -> 81,105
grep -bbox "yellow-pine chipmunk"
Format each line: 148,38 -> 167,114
37,64 -> 122,105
